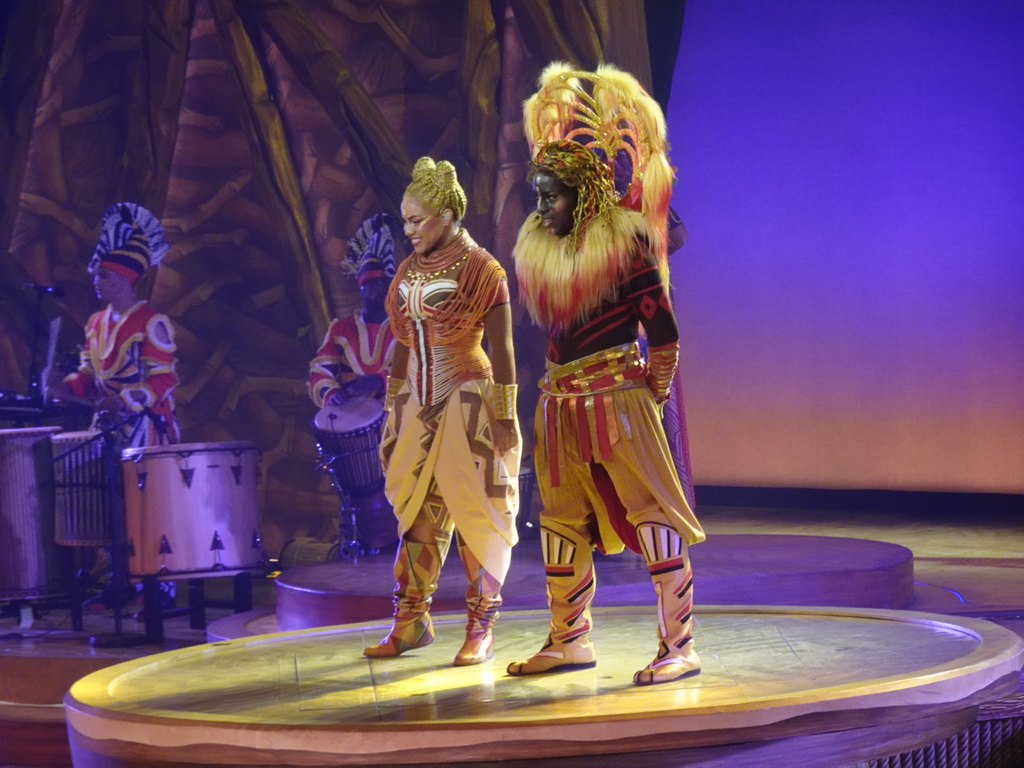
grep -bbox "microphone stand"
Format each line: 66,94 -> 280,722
26,288 -> 45,407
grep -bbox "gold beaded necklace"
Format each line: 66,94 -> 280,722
408,233 -> 468,281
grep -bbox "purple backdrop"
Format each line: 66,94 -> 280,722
665,0 -> 1024,492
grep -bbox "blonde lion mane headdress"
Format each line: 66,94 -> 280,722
514,63 -> 674,330
524,62 -> 674,260
404,157 -> 467,221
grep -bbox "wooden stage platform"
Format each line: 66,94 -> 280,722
6,523 -> 1024,767
65,605 -> 1023,767
212,533 -> 916,640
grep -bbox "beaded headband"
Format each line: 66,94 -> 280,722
531,139 -> 615,256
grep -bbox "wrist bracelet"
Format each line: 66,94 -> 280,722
646,343 -> 679,402
384,376 -> 406,411
492,382 -> 517,420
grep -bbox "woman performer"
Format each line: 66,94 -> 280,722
48,202 -> 179,448
506,64 -> 705,686
365,157 -> 520,666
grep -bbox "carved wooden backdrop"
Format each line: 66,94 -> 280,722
0,0 -> 669,553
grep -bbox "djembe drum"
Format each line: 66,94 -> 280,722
312,397 -> 395,555
312,397 -> 387,497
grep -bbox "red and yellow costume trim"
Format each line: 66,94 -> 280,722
532,342 -> 704,556
538,343 -> 644,487
64,301 -> 180,446
308,312 -> 396,408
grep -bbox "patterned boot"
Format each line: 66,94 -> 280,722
453,541 -> 502,666
507,521 -> 597,675
632,522 -> 700,685
363,537 -> 444,657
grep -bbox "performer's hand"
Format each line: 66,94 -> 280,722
96,395 -> 127,415
346,375 -> 384,400
44,370 -> 70,401
328,390 -> 348,406
493,418 -> 518,455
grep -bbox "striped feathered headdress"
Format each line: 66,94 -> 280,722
89,202 -> 168,283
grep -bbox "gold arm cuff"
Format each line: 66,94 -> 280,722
492,382 -> 518,420
646,343 -> 679,402
384,377 -> 406,412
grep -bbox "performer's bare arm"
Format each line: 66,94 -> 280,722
484,300 -> 518,454
390,342 -> 409,381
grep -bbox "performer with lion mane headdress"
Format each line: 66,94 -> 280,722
506,63 -> 705,686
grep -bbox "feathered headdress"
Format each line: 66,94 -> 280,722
514,63 -> 675,330
344,213 -> 398,286
89,202 -> 168,283
522,62 -> 674,266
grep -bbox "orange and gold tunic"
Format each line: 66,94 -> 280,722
308,312 -> 396,408
387,231 -> 509,406
381,230 -> 518,579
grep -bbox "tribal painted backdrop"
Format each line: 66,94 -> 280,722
0,0 -> 678,553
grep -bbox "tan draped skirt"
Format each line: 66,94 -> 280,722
380,378 -> 520,580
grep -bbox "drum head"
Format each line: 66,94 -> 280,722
313,398 -> 384,434
0,426 -> 61,438
52,429 -> 101,443
121,440 -> 260,460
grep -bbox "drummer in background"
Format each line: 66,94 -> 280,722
308,213 -> 398,409
47,202 -> 180,448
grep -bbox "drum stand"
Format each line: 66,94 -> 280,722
137,572 -> 254,645
95,421 -> 157,646
338,492 -> 364,560
53,416 -> 150,647
318,456 -> 377,560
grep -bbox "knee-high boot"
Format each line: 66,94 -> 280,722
507,520 -> 597,675
453,539 -> 502,666
633,522 -> 700,685
363,537 -> 444,657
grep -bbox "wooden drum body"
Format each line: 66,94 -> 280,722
121,441 -> 264,577
312,398 -> 385,498
0,426 -> 66,599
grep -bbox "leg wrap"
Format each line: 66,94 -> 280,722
363,537 -> 444,658
453,537 -> 502,666
507,520 -> 597,676
633,522 -> 700,685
